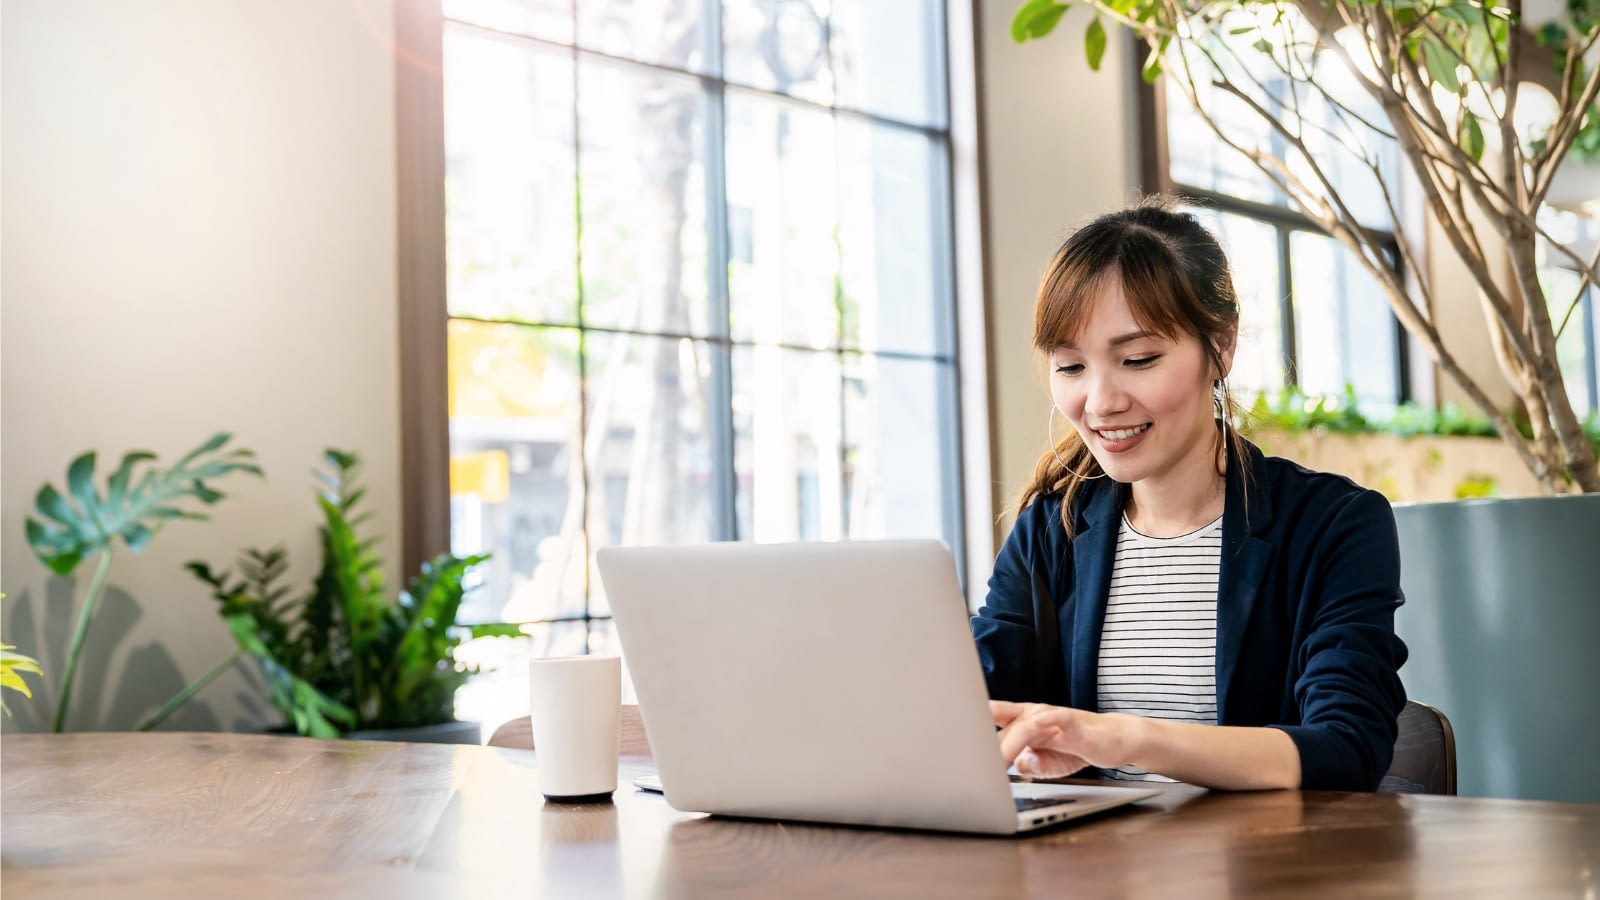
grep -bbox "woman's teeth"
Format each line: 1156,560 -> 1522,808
1099,424 -> 1151,441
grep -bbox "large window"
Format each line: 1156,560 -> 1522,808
437,1 -> 963,723
1162,19 -> 1410,410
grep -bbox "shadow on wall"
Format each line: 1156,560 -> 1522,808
1,580 -> 226,733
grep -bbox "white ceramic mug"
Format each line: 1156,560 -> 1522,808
528,656 -> 622,802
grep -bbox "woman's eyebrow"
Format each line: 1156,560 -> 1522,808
1059,330 -> 1158,351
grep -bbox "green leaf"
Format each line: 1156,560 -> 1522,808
175,432 -> 232,468
1085,17 -> 1108,71
26,518 -> 83,576
1422,38 -> 1460,93
148,505 -> 206,521
33,483 -> 80,529
1142,36 -> 1170,84
468,623 -> 526,639
190,483 -> 224,504
25,517 -> 71,551
1537,22 -> 1571,49
106,451 -> 156,510
1251,38 -> 1273,54
65,452 -> 99,519
1462,112 -> 1485,162
30,434 -> 261,579
1012,0 -> 1068,44
121,522 -> 154,554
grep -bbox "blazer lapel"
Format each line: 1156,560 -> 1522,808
1068,482 -> 1123,712
1215,440 -> 1274,718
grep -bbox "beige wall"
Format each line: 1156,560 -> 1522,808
1422,202 -> 1518,413
976,6 -> 1142,549
1,0 -> 401,732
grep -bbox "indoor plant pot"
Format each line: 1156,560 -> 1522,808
1393,494 -> 1600,802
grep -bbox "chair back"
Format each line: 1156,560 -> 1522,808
488,704 -> 652,756
1379,700 -> 1457,795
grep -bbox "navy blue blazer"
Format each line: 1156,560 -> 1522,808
971,440 -> 1409,791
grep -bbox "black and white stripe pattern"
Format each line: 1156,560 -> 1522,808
1096,514 -> 1223,783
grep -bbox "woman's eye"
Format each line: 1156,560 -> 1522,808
1125,355 -> 1160,368
1054,363 -> 1083,375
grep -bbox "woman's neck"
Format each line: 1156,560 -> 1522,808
1125,446 -> 1227,538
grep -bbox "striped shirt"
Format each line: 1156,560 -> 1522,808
1096,513 -> 1223,782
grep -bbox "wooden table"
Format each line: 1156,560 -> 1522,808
3,733 -> 1597,898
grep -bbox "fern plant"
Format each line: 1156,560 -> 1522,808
23,434 -> 261,731
188,450 -> 513,738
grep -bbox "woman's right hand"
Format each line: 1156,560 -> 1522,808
990,700 -> 1140,777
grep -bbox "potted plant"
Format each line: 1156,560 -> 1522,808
2,595 -> 44,717
19,434 -> 261,731
1010,0 -> 1600,800
188,449 -> 515,742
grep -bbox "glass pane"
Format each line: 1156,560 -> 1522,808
837,119 -> 945,355
448,321 -> 586,624
1166,48 -> 1280,206
1289,231 -> 1398,408
830,0 -> 945,126
1186,207 -> 1285,401
733,347 -> 843,542
843,354 -> 952,540
1591,290 -> 1600,417
1296,55 -> 1399,231
579,60 -> 712,335
444,0 -> 572,43
723,0 -> 833,104
577,0 -> 715,73
1544,266 -> 1596,416
584,334 -> 720,614
1587,288 -> 1600,416
1539,207 -> 1600,416
725,91 -> 839,348
1167,13 -> 1399,229
445,27 -> 578,324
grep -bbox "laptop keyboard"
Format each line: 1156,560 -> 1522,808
1015,795 -> 1078,812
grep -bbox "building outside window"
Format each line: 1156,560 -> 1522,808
437,0 -> 964,725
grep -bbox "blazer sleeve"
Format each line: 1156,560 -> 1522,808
970,498 -> 1069,704
1271,489 -> 1410,791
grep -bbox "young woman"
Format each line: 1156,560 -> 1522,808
973,197 -> 1408,791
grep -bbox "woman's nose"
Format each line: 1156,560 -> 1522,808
1086,373 -> 1130,418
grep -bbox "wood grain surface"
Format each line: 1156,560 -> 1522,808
3,732 -> 1597,899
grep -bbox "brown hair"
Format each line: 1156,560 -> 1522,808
1015,195 -> 1250,534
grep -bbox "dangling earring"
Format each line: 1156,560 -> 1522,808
1047,406 -> 1108,480
1213,378 -> 1234,448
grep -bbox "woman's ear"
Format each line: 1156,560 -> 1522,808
1214,327 -> 1238,379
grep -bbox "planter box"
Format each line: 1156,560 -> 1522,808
1247,430 -> 1543,502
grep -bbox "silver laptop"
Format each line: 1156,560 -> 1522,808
597,539 -> 1160,835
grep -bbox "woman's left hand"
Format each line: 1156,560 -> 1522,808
990,700 -> 1142,778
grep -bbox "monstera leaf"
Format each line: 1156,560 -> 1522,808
23,434 -> 262,731
26,433 -> 262,576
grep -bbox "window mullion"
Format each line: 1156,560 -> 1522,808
705,82 -> 738,541
1279,226 -> 1297,389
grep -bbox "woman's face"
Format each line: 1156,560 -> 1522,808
1048,279 -> 1232,492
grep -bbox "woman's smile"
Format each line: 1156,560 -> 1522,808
1093,422 -> 1152,448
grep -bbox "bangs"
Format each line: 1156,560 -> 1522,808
1032,227 -> 1196,351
